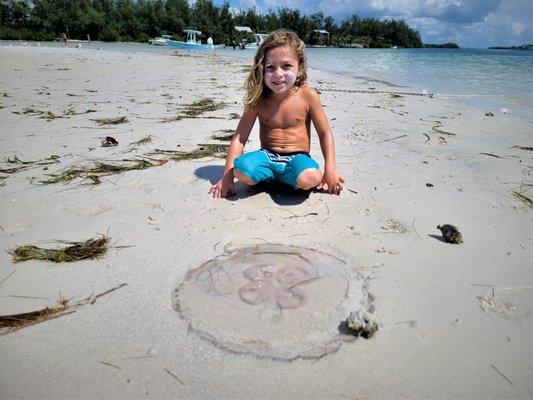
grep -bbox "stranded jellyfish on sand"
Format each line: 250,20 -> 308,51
173,244 -> 373,361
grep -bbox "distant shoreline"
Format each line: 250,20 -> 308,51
488,44 -> 532,50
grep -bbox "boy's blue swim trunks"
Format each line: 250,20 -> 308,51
233,148 -> 320,188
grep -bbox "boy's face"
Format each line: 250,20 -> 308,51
264,46 -> 300,95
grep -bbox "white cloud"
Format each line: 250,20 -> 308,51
218,0 -> 533,47
512,22 -> 525,35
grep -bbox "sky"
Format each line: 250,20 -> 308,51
212,0 -> 532,48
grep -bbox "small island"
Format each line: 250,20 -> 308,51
488,44 -> 532,50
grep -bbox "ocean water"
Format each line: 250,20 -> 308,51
218,46 -> 533,120
2,40 -> 532,119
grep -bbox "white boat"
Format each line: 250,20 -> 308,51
165,30 -> 214,51
243,33 -> 267,50
149,35 -> 171,46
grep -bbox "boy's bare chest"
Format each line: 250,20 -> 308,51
258,99 -> 309,129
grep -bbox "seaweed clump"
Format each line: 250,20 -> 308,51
0,298 -> 73,335
211,129 -> 234,141
163,98 -> 226,121
10,236 -> 109,263
91,116 -> 128,125
0,283 -> 127,336
39,158 -> 168,185
0,155 -> 59,174
149,144 -> 228,161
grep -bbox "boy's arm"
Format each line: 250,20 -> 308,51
209,107 -> 257,198
307,88 -> 344,194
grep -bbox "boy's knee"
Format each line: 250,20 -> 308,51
234,169 -> 255,185
296,168 -> 322,190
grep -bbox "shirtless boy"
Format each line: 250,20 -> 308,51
209,29 -> 344,198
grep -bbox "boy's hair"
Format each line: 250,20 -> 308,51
244,29 -> 307,108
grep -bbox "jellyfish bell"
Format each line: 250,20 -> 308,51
173,243 -> 372,361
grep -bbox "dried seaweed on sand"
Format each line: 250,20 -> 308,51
0,283 -> 127,335
183,98 -> 225,116
10,236 -> 109,263
163,98 -> 226,121
510,190 -> 532,208
91,116 -> 128,125
0,298 -> 74,335
148,144 -> 227,161
420,119 -> 456,136
129,135 -> 153,147
511,145 -> 533,151
13,107 -> 64,120
211,130 -> 234,141
39,158 -> 168,185
0,155 -> 59,174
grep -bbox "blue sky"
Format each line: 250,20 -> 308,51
212,0 -> 532,48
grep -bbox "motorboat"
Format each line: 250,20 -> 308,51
149,35 -> 171,46
242,33 -> 267,50
165,30 -> 214,51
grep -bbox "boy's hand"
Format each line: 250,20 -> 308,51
209,173 -> 235,199
318,168 -> 345,195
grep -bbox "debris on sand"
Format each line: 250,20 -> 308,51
0,283 -> 127,335
129,135 -> 153,148
0,298 -> 74,335
101,136 -> 119,147
63,107 -> 97,116
91,116 -> 128,125
162,98 -> 226,121
420,119 -> 456,136
39,158 -> 168,185
10,236 -> 109,263
510,191 -> 532,208
437,224 -> 463,244
148,144 -> 228,161
183,98 -> 225,116
13,107 -> 63,121
211,129 -> 234,141
511,145 -> 533,151
381,218 -> 408,233
0,155 -> 59,174
345,310 -> 379,338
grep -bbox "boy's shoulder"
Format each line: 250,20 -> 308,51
299,85 -> 320,96
298,85 -> 321,105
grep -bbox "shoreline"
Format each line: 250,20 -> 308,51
2,40 -> 531,118
1,45 -> 532,399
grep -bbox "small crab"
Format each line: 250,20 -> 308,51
437,224 -> 463,244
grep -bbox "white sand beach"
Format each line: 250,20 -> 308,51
0,45 -> 532,399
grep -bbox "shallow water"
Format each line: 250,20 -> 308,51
2,40 -> 532,119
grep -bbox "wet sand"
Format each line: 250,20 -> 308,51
0,45 -> 532,399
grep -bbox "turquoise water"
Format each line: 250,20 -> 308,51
2,40 -> 532,119
218,46 -> 533,119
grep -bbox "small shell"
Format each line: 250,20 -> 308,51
437,224 -> 463,244
346,310 -> 379,338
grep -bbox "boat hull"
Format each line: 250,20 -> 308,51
165,39 -> 214,51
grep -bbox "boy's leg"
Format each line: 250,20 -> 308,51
295,168 -> 322,190
233,150 -> 274,186
279,154 -> 321,190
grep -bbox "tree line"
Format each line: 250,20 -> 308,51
0,0 -> 423,48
